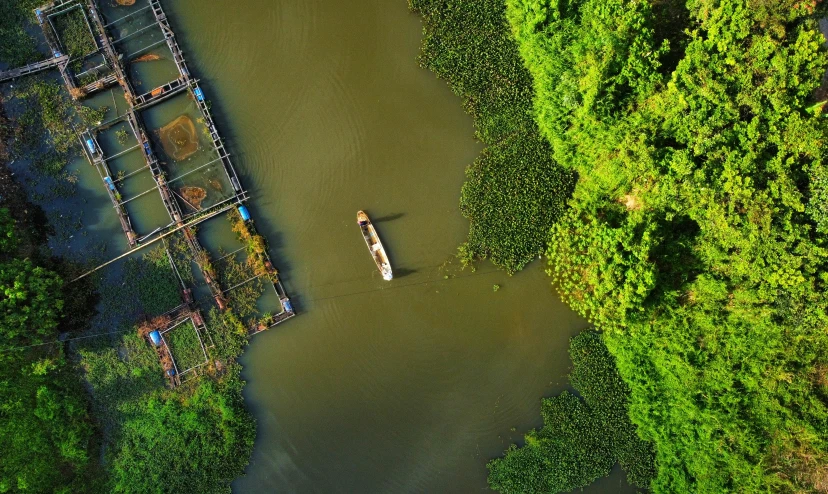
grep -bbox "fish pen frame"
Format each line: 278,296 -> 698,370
160,315 -> 209,384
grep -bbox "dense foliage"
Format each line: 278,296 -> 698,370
0,208 -> 98,493
409,0 -> 573,272
11,79 -> 106,156
488,332 -> 655,493
506,0 -> 828,490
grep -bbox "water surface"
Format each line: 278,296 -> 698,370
156,1 -> 635,491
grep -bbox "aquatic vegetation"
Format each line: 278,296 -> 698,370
0,0 -> 41,66
228,207 -> 272,278
167,232 -> 197,285
488,332 -> 654,493
53,7 -> 97,73
132,53 -> 161,63
127,246 -> 182,317
216,248 -> 264,320
10,78 -> 106,156
180,185 -> 207,210
165,321 -> 206,372
116,127 -> 129,145
410,0 -> 573,273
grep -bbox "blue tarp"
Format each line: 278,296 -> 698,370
85,139 -> 96,154
149,330 -> 162,346
284,300 -> 293,313
238,205 -> 251,221
103,176 -> 115,191
194,87 -> 204,102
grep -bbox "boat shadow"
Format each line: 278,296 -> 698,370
372,212 -> 405,223
392,267 -> 418,279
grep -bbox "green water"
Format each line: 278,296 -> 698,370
14,0 -> 639,491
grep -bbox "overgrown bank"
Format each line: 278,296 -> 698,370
416,0 -> 828,491
0,85 -> 257,492
508,0 -> 828,490
409,0 -> 573,273
0,94 -> 102,492
487,332 -> 655,492
409,2 -> 652,491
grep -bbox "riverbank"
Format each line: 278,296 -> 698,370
410,2 -> 658,492
409,0 -> 573,273
419,0 -> 828,492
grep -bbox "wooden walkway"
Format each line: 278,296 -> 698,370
149,0 -> 191,78
80,131 -> 138,246
0,56 -> 69,83
80,72 -> 118,95
86,1 -> 136,101
36,0 -> 79,17
132,77 -> 187,108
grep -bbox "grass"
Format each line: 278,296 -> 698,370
131,246 -> 183,317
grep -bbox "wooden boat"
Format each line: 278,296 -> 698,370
357,210 -> 393,281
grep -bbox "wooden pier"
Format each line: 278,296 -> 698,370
0,56 -> 69,83
80,131 -> 138,246
148,0 -> 191,79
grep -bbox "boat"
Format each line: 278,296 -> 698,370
357,210 -> 393,281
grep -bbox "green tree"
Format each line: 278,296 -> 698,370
0,258 -> 63,345
506,0 -> 828,490
0,350 -> 94,493
0,209 -> 18,255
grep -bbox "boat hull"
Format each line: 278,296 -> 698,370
357,211 -> 393,280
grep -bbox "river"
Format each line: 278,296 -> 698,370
133,0 -> 631,491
